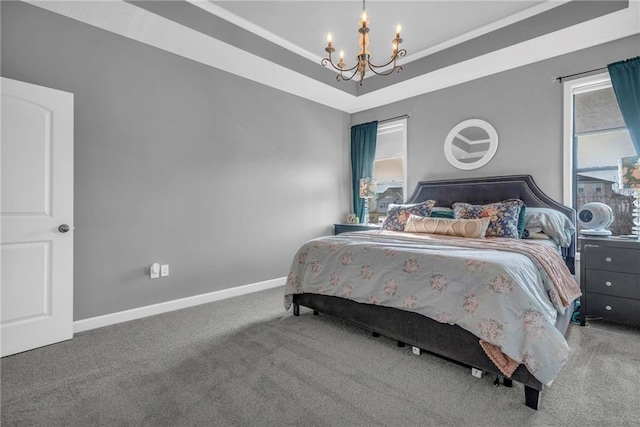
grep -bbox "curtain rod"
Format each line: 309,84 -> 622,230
379,113 -> 410,124
553,66 -> 608,83
351,113 -> 410,128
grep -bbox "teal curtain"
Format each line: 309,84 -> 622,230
608,56 -> 640,154
350,121 -> 378,222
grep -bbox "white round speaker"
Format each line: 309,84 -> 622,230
578,202 -> 614,236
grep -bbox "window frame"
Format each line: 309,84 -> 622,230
562,72 -> 613,207
563,71 -> 637,240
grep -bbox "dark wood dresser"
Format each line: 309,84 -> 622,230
579,236 -> 640,327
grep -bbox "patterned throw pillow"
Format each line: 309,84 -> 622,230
452,199 -> 524,238
404,215 -> 490,238
381,200 -> 436,231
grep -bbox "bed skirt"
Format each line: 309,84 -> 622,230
292,293 -> 574,409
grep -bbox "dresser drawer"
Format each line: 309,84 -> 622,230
583,245 -> 640,274
585,269 -> 640,299
586,293 -> 640,326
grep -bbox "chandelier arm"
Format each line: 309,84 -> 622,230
337,66 -> 361,82
367,49 -> 407,70
321,57 -> 345,73
367,64 -> 403,77
321,55 -> 359,74
367,57 -> 398,70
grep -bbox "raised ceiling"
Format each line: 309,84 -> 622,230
25,0 -> 640,113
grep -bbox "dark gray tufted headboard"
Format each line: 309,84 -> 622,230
406,175 -> 576,273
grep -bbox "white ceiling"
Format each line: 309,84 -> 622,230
25,0 -> 640,113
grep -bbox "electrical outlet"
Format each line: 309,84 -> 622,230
150,263 -> 160,279
412,346 -> 421,355
160,264 -> 169,277
471,368 -> 484,378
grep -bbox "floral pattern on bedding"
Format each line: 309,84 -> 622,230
284,230 -> 577,386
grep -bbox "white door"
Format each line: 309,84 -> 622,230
1,77 -> 74,357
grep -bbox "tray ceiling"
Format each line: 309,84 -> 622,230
24,0 -> 640,113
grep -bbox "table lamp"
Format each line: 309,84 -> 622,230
359,177 -> 377,225
618,155 -> 640,239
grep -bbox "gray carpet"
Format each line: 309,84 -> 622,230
1,286 -> 639,426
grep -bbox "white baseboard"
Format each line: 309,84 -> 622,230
73,277 -> 285,333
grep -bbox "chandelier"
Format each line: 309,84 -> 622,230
322,0 -> 406,86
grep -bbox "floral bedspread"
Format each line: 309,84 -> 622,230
284,230 -> 579,386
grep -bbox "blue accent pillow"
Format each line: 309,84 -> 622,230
430,207 -> 454,219
453,199 -> 524,238
517,205 -> 527,238
382,200 -> 436,231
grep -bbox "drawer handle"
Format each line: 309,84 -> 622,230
605,257 -> 612,262
605,281 -> 612,287
605,305 -> 612,311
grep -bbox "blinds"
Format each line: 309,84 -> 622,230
574,87 -> 626,134
375,121 -> 404,160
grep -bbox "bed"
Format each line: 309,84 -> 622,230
285,175 -> 579,410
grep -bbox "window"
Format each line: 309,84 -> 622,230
369,118 -> 407,224
564,73 -> 636,237
595,183 -> 603,193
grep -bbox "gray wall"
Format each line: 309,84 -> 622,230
1,2 -> 350,320
352,34 -> 640,203
4,1 -> 639,321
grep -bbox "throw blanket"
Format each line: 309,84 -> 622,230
284,230 -> 581,385
393,231 -> 580,380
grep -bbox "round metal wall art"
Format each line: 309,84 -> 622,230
444,119 -> 499,170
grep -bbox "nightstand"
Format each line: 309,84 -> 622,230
334,223 -> 381,235
579,236 -> 640,327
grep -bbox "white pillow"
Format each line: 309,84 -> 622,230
525,208 -> 575,247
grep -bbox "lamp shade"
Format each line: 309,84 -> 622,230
359,177 -> 377,198
618,156 -> 640,189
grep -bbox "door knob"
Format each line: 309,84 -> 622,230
58,224 -> 71,233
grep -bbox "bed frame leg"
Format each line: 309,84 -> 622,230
494,375 -> 513,387
313,310 -> 319,315
372,332 -> 380,337
293,303 -> 300,317
524,386 -> 540,410
397,341 -> 405,347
